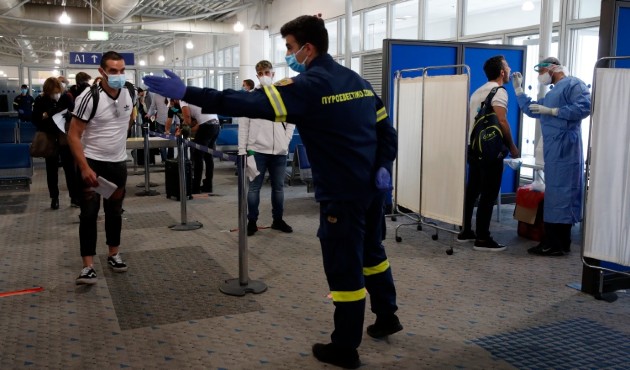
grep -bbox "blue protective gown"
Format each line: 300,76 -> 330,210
516,76 -> 591,224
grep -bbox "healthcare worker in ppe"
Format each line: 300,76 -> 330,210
512,57 -> 591,256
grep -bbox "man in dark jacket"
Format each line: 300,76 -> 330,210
13,84 -> 34,122
144,15 -> 401,369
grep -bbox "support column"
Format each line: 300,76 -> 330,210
535,0 -> 554,166
239,29 -> 269,85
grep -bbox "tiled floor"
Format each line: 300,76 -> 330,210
0,156 -> 628,369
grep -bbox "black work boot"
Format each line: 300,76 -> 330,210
367,314 -> 403,338
247,220 -> 257,236
312,343 -> 360,369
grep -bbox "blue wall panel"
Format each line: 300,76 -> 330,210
463,46 -> 525,193
615,6 -> 630,68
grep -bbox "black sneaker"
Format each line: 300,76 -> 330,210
457,229 -> 476,243
367,314 -> 403,338
271,219 -> 293,233
70,198 -> 80,208
76,266 -> 97,285
107,253 -> 128,272
247,220 -> 258,236
312,343 -> 360,369
473,238 -> 506,252
528,244 -> 564,256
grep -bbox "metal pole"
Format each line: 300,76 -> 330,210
535,0 -> 554,169
220,154 -> 267,296
344,0 -> 352,68
135,122 -> 160,196
169,135 -> 202,231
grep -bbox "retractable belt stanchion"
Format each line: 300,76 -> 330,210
135,121 -> 159,196
170,133 -> 202,231
220,154 -> 267,296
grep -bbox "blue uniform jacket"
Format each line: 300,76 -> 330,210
183,53 -> 397,202
516,76 -> 591,223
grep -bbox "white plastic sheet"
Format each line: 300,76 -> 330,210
583,68 -> 630,267
394,74 -> 468,226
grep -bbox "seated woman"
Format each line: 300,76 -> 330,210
32,76 -> 79,209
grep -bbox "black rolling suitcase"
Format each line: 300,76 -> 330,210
165,158 -> 193,200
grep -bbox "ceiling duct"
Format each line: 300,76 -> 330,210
16,38 -> 39,63
102,0 -> 140,23
0,0 -> 25,17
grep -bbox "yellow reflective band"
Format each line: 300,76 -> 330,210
263,85 -> 288,122
376,107 -> 388,122
330,288 -> 367,302
363,260 -> 390,276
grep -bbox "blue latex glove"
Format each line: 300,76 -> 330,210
375,167 -> 393,191
142,69 -> 186,100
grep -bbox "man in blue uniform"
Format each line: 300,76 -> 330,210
512,57 -> 591,256
144,15 -> 400,369
13,84 -> 34,122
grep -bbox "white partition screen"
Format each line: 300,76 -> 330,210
394,74 -> 468,226
394,77 -> 423,214
583,68 -> 630,267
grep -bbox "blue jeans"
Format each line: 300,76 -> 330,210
247,153 -> 287,221
154,124 -> 174,160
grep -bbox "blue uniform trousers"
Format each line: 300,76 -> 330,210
317,192 -> 398,349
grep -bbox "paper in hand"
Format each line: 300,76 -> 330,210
94,176 -> 117,199
52,109 -> 68,133
246,155 -> 260,181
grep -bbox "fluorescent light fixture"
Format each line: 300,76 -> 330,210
59,10 -> 71,24
158,55 -> 165,62
55,49 -> 62,57
88,30 -> 109,41
139,60 -> 146,66
522,1 -> 535,11
186,40 -> 194,49
233,21 -> 244,32
54,58 -> 61,64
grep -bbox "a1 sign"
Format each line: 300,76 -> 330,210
69,52 -> 135,66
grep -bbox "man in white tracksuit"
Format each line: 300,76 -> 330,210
238,60 -> 296,236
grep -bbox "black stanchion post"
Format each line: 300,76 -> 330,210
169,134 -> 202,231
136,122 -> 160,196
220,154 -> 267,296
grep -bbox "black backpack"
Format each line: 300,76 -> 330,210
469,86 -> 508,162
87,81 -> 136,121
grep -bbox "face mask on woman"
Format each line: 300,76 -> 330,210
52,93 -> 61,101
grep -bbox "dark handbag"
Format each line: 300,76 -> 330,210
29,131 -> 58,158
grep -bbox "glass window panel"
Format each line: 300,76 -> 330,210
217,50 -> 224,67
205,52 -> 214,67
426,0 -> 456,40
225,48 -> 232,68
478,39 -> 503,45
273,34 -> 285,64
326,20 -> 338,56
274,67 -> 286,82
233,46 -> 240,67
574,0 -> 600,19
340,15 -> 361,53
392,0 -> 419,40
465,0 -> 560,36
511,33 -> 559,175
364,7 -> 387,51
571,27 -> 598,159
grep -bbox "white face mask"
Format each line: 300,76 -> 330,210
52,93 -> 61,101
538,72 -> 552,85
259,75 -> 273,87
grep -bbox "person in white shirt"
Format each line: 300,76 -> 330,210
147,92 -> 172,161
181,101 -> 220,193
238,60 -> 296,236
67,51 -> 136,285
458,55 -> 519,251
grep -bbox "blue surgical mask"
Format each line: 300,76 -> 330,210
107,74 -> 126,89
21,89 -> 28,94
285,45 -> 307,73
